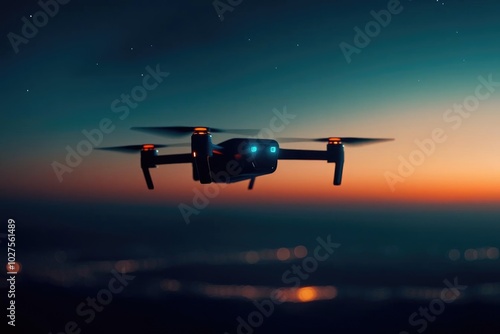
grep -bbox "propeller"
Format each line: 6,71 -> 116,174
130,126 -> 260,137
277,137 -> 394,146
96,143 -> 189,154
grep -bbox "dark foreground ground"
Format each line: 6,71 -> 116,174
2,199 -> 500,333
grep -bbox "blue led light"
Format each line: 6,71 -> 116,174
270,146 -> 276,153
250,146 -> 257,153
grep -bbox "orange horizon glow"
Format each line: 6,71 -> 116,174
6,152 -> 500,207
7,159 -> 500,207
4,101 -> 500,207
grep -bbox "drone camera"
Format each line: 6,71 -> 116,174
245,140 -> 279,172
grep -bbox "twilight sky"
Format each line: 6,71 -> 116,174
1,0 -> 500,207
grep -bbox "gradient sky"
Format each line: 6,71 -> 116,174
2,0 -> 500,208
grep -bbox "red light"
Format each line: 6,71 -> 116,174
194,127 -> 209,135
142,144 -> 155,151
328,137 -> 342,145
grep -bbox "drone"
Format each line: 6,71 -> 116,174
98,126 -> 393,190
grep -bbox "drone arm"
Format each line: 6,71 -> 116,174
333,157 -> 344,185
141,167 -> 155,189
277,148 -> 327,160
140,153 -> 192,190
153,153 -> 193,165
278,148 -> 344,186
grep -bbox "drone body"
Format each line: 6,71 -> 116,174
99,126 -> 393,190
142,136 -> 279,190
